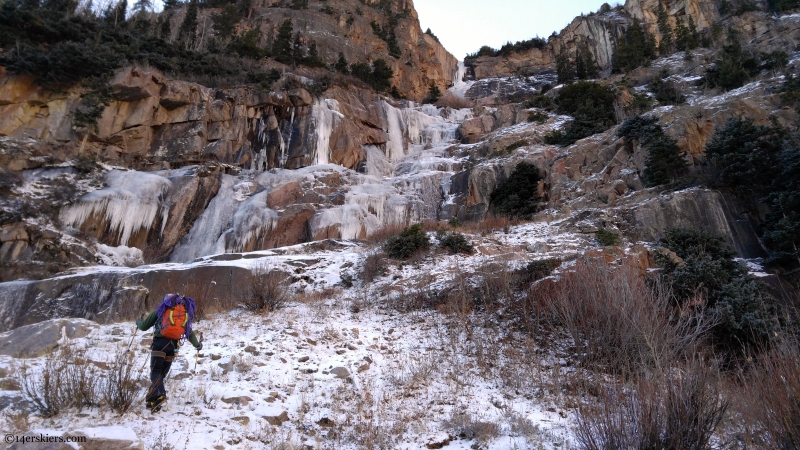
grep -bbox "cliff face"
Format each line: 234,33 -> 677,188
624,0 -> 721,34
465,0 -> 723,80
236,0 -> 457,102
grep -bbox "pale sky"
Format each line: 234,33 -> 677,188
415,0 -> 619,60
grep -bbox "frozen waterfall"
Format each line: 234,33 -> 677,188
60,170 -> 171,247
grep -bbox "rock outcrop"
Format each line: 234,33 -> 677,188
465,0 -> 724,80
181,0 -> 457,102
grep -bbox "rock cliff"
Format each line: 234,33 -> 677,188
465,0 -> 724,80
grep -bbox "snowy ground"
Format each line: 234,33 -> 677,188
0,223 -> 591,450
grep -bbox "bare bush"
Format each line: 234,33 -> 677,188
244,262 -> 291,313
102,348 -> 141,414
19,345 -> 100,417
460,214 -> 519,236
540,257 -> 715,374
361,250 -> 388,284
742,338 -> 800,448
443,409 -> 501,443
576,360 -> 728,450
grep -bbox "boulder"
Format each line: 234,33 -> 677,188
0,222 -> 27,242
0,318 -> 99,358
263,410 -> 289,426
330,367 -> 350,379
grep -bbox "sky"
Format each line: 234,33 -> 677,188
414,0 -> 619,60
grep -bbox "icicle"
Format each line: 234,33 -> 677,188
229,191 -> 278,252
280,107 -> 296,168
60,170 -> 172,247
312,99 -> 343,166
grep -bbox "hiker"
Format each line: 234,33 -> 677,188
136,294 -> 202,413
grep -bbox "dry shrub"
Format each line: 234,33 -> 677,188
361,250 -> 388,284
576,360 -> 728,450
19,345 -> 100,417
539,257 -> 715,374
244,262 -> 291,313
435,91 -> 475,109
460,214 -> 519,236
742,339 -> 800,448
102,348 -> 140,414
444,410 -> 501,443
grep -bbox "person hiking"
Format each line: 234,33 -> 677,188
136,293 -> 202,413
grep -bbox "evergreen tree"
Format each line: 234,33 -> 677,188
334,52 -> 349,74
674,15 -> 690,51
556,50 -> 574,84
576,43 -> 599,79
104,0 -> 127,28
704,117 -> 783,195
386,29 -> 401,58
305,41 -> 325,67
163,0 -> 178,9
687,15 -> 701,48
612,17 -> 657,73
767,0 -> 800,12
490,161 -> 543,219
272,19 -> 293,64
370,58 -> 393,91
428,83 -> 441,103
291,32 -> 305,65
158,14 -> 171,40
212,3 -> 240,40
643,133 -> 687,186
618,115 -> 687,186
131,0 -> 151,15
179,0 -> 199,48
656,1 -> 674,55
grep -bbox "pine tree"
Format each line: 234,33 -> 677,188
273,19 -> 293,64
556,49 -> 574,84
612,17 -> 657,73
291,33 -> 305,65
643,132 -> 687,186
104,0 -> 127,28
656,1 -> 674,55
158,14 -> 171,40
687,15 -> 700,49
212,3 -> 240,40
334,52 -> 349,74
306,41 -> 325,67
131,0 -> 151,15
576,43 -> 599,79
428,83 -> 441,103
179,0 -> 199,48
163,0 -> 178,10
674,15 -> 690,51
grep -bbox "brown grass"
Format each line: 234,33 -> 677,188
459,214 -> 521,236
435,91 -> 475,109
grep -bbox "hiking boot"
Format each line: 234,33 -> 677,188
149,395 -> 167,413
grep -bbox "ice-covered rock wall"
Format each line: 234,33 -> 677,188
60,170 -> 171,247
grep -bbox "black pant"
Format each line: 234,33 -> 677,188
147,337 -> 177,402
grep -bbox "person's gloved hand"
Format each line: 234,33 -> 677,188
195,342 -> 203,351
135,318 -> 143,328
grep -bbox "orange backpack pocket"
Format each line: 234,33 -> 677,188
160,304 -> 188,340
